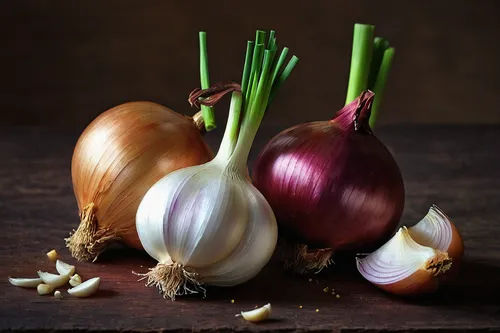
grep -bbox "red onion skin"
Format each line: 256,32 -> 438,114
252,91 -> 405,252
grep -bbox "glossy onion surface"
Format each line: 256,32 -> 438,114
72,102 -> 213,250
253,92 -> 405,251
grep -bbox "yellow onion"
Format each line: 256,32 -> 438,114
66,102 -> 213,261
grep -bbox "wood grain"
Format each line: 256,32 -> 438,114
0,125 -> 499,332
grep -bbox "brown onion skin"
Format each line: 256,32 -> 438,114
72,101 -> 213,249
443,221 -> 464,280
252,92 -> 405,252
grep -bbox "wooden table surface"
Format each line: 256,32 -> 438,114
1,125 -> 499,332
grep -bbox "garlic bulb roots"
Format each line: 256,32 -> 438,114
138,262 -> 203,300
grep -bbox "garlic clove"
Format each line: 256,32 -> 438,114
237,303 -> 272,322
54,290 -> 63,299
67,277 -> 100,297
408,205 -> 464,278
356,227 -> 452,296
69,274 -> 82,287
56,260 -> 76,276
46,249 -> 58,261
37,271 -> 70,288
37,283 -> 55,295
8,277 -> 43,288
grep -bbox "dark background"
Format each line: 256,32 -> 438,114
1,1 -> 499,130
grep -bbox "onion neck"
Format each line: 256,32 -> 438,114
343,23 -> 395,128
334,90 -> 375,134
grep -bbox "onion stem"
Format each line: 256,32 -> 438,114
199,32 -> 216,131
241,41 -> 255,98
269,55 -> 299,104
227,31 -> 298,169
345,24 -> 375,105
369,47 -> 395,127
246,31 -> 266,102
367,37 -> 390,90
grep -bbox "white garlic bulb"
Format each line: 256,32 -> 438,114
136,157 -> 278,299
135,30 -> 298,300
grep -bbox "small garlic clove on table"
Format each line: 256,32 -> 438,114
56,260 -> 76,276
68,277 -> 100,297
37,271 -> 70,288
69,274 -> 82,287
8,277 -> 43,288
46,249 -> 58,261
237,303 -> 272,322
54,290 -> 63,299
37,284 -> 55,295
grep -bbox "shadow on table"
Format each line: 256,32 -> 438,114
412,259 -> 500,306
92,244 -> 500,308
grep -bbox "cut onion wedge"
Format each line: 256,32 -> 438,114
56,260 -> 76,276
356,227 -> 452,296
408,205 -> 464,277
67,277 -> 100,297
8,277 -> 43,288
37,271 -> 70,288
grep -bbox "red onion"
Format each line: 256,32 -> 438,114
252,91 -> 405,271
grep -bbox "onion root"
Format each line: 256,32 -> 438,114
426,251 -> 452,276
65,203 -> 118,262
285,244 -> 334,274
137,262 -> 205,300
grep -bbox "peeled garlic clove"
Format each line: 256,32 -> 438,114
408,205 -> 464,278
69,274 -> 82,287
54,290 -> 63,299
8,277 -> 43,288
37,271 -> 70,288
37,283 -> 55,295
67,277 -> 100,297
238,303 -> 272,322
46,249 -> 58,261
56,260 -> 76,276
356,227 -> 452,296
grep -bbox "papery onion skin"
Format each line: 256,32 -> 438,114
253,91 -> 405,253
68,101 -> 213,261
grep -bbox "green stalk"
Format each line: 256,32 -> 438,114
216,92 -> 242,160
199,32 -> 216,131
369,47 -> 395,127
227,31 -> 298,170
245,31 -> 266,102
267,30 -> 276,49
345,24 -> 375,105
271,47 -> 289,84
367,37 -> 390,90
241,41 -> 255,97
217,41 -> 254,159
269,55 -> 299,104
